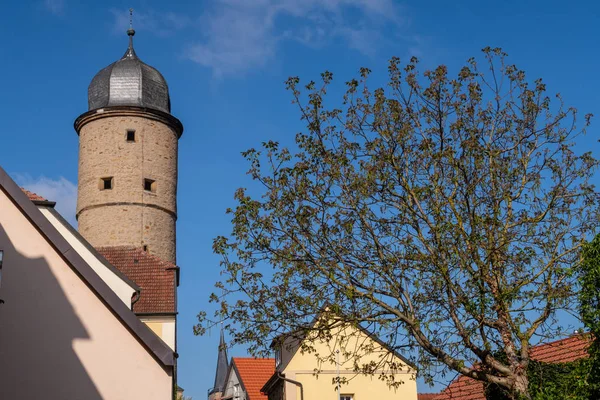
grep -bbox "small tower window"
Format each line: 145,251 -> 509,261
99,177 -> 113,190
126,129 -> 136,142
144,178 -> 156,193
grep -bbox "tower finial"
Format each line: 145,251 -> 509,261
127,8 -> 135,37
125,8 -> 136,58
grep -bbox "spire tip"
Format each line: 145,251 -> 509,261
127,8 -> 135,37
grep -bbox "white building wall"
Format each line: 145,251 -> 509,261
222,367 -> 246,400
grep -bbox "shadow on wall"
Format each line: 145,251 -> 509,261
0,224 -> 103,399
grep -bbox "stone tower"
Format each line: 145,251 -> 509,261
74,26 -> 183,264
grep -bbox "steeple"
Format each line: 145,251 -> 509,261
209,329 -> 229,399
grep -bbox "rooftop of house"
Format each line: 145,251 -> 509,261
231,357 -> 275,400
419,394 -> 440,400
19,187 -> 176,315
98,246 -> 177,314
21,188 -> 47,202
430,334 -> 590,400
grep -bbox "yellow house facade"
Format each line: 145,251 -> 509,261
262,319 -> 418,400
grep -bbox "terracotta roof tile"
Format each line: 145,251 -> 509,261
433,374 -> 486,400
433,335 -> 590,400
419,394 -> 441,400
97,246 -> 176,314
20,188 -> 47,202
529,335 -> 589,363
233,358 -> 275,400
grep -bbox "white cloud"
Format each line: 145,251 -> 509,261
185,0 -> 406,77
14,174 -> 78,226
44,0 -> 65,16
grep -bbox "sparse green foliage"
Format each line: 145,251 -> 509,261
198,48 -> 599,399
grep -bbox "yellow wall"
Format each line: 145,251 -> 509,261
281,323 -> 417,400
140,316 -> 176,350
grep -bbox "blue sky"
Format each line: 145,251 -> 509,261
2,0 -> 600,398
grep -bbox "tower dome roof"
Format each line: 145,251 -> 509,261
88,29 -> 171,114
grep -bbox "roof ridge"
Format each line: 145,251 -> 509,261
97,245 -> 176,269
138,248 -> 177,268
97,245 -> 139,250
20,187 -> 47,201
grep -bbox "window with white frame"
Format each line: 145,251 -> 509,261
340,395 -> 354,400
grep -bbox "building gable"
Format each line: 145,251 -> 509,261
37,204 -> 139,307
222,360 -> 244,399
265,317 -> 418,400
280,319 -> 415,375
223,358 -> 274,400
0,166 -> 174,399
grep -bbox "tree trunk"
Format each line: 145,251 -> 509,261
512,371 -> 530,400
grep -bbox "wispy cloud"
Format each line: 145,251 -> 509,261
110,8 -> 191,37
14,174 -> 78,226
44,0 -> 66,16
185,0 -> 406,78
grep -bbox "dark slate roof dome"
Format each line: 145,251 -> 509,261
88,29 -> 171,114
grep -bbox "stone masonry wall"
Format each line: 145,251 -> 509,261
77,114 -> 178,263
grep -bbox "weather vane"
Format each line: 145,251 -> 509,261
127,8 -> 135,37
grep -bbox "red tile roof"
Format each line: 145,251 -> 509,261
433,374 -> 486,400
21,188 -> 47,202
433,335 -> 590,400
529,335 -> 589,363
419,394 -> 440,400
97,246 -> 176,314
232,358 -> 275,400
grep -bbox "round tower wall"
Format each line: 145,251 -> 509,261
77,113 -> 178,263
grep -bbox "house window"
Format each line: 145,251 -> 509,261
340,395 -> 354,400
275,348 -> 281,368
126,129 -> 136,142
144,178 -> 156,193
99,177 -> 113,190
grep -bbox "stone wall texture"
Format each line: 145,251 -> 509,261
77,113 -> 178,263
